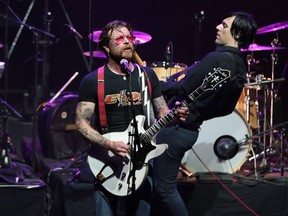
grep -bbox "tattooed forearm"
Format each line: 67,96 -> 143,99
75,102 -> 110,149
81,107 -> 94,122
153,96 -> 169,119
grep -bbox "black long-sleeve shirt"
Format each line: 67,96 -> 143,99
161,46 -> 246,130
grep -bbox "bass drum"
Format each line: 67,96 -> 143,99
182,109 -> 251,174
38,93 -> 89,160
150,61 -> 187,81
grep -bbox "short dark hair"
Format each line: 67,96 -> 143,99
230,12 -> 258,49
98,20 -> 134,56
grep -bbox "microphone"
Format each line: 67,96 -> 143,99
120,59 -> 131,73
66,24 -> 83,39
164,42 -> 171,69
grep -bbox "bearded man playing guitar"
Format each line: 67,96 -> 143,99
75,20 -> 188,216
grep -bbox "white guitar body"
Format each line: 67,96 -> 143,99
88,115 -> 168,196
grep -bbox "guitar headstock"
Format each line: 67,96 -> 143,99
202,68 -> 231,91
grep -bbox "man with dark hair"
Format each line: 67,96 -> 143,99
151,12 -> 258,216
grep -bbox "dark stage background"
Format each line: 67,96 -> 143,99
1,1 -> 288,216
0,0 -> 287,121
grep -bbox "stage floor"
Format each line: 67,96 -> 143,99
2,119 -> 288,216
178,170 -> 288,216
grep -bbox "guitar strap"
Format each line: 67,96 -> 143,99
97,66 -> 108,133
97,64 -> 153,132
136,64 -> 154,127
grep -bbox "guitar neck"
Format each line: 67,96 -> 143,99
142,85 -> 205,142
141,68 -> 231,142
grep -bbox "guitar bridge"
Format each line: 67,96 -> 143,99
97,172 -> 106,182
96,162 -> 118,184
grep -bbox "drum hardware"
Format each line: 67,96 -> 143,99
244,77 -> 285,88
43,71 -> 79,111
251,21 -> 288,173
245,120 -> 288,175
241,43 -> 286,52
83,50 -> 105,58
244,54 -> 256,128
150,61 -> 187,81
247,147 -> 277,162
0,62 -> 5,80
256,20 -> 288,35
0,99 -> 23,168
280,128 -> 287,176
236,54 -> 261,131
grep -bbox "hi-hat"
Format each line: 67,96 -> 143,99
83,50 -> 106,58
89,30 -> 152,44
241,43 -> 286,51
257,21 -> 288,34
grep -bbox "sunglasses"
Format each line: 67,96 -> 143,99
111,35 -> 135,45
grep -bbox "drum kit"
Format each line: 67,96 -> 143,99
85,22 -> 288,177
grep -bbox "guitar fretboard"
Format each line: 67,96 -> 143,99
140,68 -> 230,144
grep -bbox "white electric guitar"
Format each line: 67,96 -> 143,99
88,68 -> 231,196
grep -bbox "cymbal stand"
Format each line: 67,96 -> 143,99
269,36 -> 280,148
245,54 -> 254,126
261,84 -> 269,170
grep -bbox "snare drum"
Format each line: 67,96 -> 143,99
150,61 -> 187,81
182,109 -> 251,174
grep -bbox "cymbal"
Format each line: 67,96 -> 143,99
88,30 -> 152,44
83,51 -> 106,58
241,43 -> 286,51
257,21 -> 288,34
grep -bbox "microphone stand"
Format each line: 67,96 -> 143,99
57,0 -> 90,72
194,10 -> 205,62
0,105 -> 11,168
123,69 -> 140,196
0,99 -> 23,168
2,0 -> 10,102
